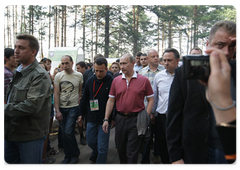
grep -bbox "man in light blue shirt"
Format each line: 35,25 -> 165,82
133,51 -> 142,72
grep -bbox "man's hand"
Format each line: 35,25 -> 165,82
78,116 -> 83,127
172,159 -> 184,164
56,111 -> 63,121
110,120 -> 115,128
102,121 -> 109,133
150,114 -> 155,124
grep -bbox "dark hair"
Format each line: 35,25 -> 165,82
190,47 -> 202,54
76,61 -> 87,69
62,55 -> 73,62
209,20 -> 236,43
140,53 -> 147,57
16,34 -> 39,56
39,62 -> 47,70
4,48 -> 14,64
94,57 -> 108,68
87,63 -> 93,68
94,54 -> 104,61
41,57 -> 52,64
163,48 -> 180,59
135,52 -> 142,57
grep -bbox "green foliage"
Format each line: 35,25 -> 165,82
4,5 -> 236,57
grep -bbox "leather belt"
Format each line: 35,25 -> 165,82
117,111 -> 139,118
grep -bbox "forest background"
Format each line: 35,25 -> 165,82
3,5 -> 236,62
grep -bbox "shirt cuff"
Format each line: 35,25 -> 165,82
146,94 -> 154,98
109,95 -> 115,98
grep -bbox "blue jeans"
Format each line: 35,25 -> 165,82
4,137 -> 45,164
86,122 -> 110,164
59,106 -> 80,159
208,146 -> 228,164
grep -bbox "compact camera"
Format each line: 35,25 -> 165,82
182,55 -> 210,81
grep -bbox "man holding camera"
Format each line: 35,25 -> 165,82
166,20 -> 236,164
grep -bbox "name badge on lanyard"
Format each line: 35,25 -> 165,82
90,81 -> 103,111
90,99 -> 99,111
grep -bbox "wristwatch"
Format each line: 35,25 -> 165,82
55,110 -> 60,113
103,119 -> 108,122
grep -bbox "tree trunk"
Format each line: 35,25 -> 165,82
82,5 -> 86,59
104,5 -> 110,58
64,6 -> 67,47
179,27 -> 182,55
61,6 -> 64,47
74,6 -> 77,46
193,5 -> 198,47
2,6 -> 6,48
157,16 -> 160,53
162,22 -> 164,55
48,5 -> 51,49
136,6 -> 140,51
168,4 -> 172,48
91,6 -> 94,60
28,6 -> 31,34
95,5 -> 99,55
23,6 -> 26,33
7,6 -> 12,47
12,6 -> 15,45
20,5 -> 24,33
29,5 -> 34,35
190,20 -> 193,49
168,20 -> 172,48
132,5 -> 138,57
54,5 -> 57,47
187,21 -> 191,54
57,12 -> 60,47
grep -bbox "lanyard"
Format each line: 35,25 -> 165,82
93,81 -> 103,98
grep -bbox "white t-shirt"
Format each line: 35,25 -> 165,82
54,70 -> 83,108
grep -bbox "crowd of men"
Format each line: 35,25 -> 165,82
4,20 -> 236,164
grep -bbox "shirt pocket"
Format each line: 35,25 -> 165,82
13,84 -> 30,102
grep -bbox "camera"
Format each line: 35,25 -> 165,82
183,55 -> 210,81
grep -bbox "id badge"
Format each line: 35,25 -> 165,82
90,99 -> 99,111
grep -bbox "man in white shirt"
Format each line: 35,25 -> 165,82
152,48 -> 179,164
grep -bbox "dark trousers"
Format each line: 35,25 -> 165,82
141,124 -> 154,164
115,113 -> 142,164
156,114 -> 170,164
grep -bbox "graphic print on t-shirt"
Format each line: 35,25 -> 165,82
59,81 -> 74,106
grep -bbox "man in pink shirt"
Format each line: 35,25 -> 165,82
103,53 -> 154,163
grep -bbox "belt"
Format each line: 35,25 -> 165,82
117,111 -> 139,118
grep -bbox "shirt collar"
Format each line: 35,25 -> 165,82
165,69 -> 175,76
16,64 -> 32,72
146,64 -> 164,72
122,71 -> 138,79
